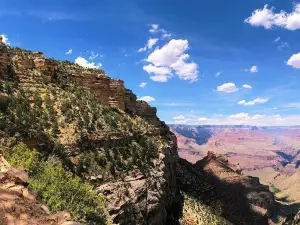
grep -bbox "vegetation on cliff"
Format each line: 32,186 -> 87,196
0,43 -> 170,224
3,141 -> 110,224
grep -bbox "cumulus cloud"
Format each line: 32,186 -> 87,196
238,97 -> 269,106
216,83 -> 239,93
147,38 -> 159,49
287,52 -> 300,68
144,39 -> 198,82
65,49 -> 72,55
197,117 -> 208,121
242,84 -> 252,89
0,34 -> 10,45
245,4 -> 300,30
138,38 -> 159,52
137,96 -> 155,102
143,64 -> 172,82
139,82 -> 147,88
75,57 -> 102,69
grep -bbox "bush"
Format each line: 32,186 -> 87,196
4,143 -> 110,224
270,184 -> 281,195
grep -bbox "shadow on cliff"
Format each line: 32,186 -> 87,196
269,201 -> 300,224
170,125 -> 213,145
177,157 -> 274,225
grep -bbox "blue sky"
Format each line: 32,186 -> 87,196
1,0 -> 300,126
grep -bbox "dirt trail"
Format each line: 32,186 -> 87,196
0,155 -> 81,225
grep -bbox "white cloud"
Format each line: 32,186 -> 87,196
238,97 -> 269,106
284,102 -> 300,109
172,115 -> 190,124
89,51 -> 99,60
168,113 -> 300,126
277,42 -> 288,51
0,34 -> 10,45
138,47 -> 147,52
229,113 -> 250,120
75,57 -> 102,69
173,115 -> 185,120
65,49 -> 72,55
242,84 -> 252,89
137,96 -> 155,102
252,114 -> 265,120
216,82 -> 239,93
162,33 -> 171,39
138,38 -> 159,52
274,37 -> 281,42
139,82 -> 147,88
245,4 -> 300,30
287,52 -> 300,68
250,65 -> 258,73
149,74 -> 170,82
242,65 -> 258,73
144,39 -> 198,82
273,37 -> 288,50
143,64 -> 172,75
215,71 -> 222,77
238,100 -> 246,105
149,24 -> 159,33
147,38 -> 159,49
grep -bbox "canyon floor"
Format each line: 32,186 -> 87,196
170,125 -> 300,207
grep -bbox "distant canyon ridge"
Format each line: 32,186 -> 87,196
169,124 -> 300,204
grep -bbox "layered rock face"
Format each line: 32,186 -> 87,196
0,41 -> 161,128
96,136 -> 181,225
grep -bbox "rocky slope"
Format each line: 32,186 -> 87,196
0,155 -> 80,225
0,37 -> 279,225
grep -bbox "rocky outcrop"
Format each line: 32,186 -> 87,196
95,134 -> 181,225
0,155 -> 80,225
125,88 -> 170,135
185,152 -> 275,225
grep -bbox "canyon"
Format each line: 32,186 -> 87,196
0,36 -> 297,224
170,124 -> 300,223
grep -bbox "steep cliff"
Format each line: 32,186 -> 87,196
0,37 -> 181,225
0,37 -> 277,225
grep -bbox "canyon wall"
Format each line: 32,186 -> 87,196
0,39 -> 167,134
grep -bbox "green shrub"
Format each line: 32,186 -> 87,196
270,184 -> 281,195
4,143 -> 110,224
